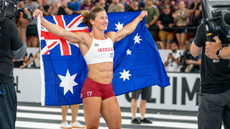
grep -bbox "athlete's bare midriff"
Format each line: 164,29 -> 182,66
87,62 -> 113,84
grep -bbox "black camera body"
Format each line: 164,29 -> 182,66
201,0 -> 230,45
0,0 -> 17,21
180,50 -> 195,65
16,8 -> 33,21
0,0 -> 33,21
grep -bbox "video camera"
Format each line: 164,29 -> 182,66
180,51 -> 195,65
0,0 -> 33,21
201,0 -> 230,45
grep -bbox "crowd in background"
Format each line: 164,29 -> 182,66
14,0 -> 203,72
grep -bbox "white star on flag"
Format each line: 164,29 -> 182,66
134,33 -> 142,44
58,69 -> 78,95
126,49 -> 132,55
115,22 -> 124,31
119,69 -> 132,81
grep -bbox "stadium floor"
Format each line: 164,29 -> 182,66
15,102 -> 203,129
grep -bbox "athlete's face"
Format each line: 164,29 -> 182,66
92,11 -> 109,31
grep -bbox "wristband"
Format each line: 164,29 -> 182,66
216,48 -> 222,59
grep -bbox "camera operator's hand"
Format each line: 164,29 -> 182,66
205,36 -> 222,59
19,8 -> 30,28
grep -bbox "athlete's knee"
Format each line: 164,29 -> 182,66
109,125 -> 121,129
86,123 -> 99,129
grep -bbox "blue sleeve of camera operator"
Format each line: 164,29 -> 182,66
10,21 -> 27,60
193,23 -> 206,47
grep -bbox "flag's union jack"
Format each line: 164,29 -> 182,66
40,15 -> 89,56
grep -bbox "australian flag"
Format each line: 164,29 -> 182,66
37,12 -> 170,106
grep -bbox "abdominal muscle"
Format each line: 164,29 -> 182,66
87,62 -> 113,84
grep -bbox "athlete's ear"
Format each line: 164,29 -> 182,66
90,19 -> 95,26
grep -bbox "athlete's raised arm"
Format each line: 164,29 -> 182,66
34,9 -> 83,44
107,11 -> 147,43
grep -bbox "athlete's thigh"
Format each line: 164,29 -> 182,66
82,97 -> 102,128
101,96 -> 121,129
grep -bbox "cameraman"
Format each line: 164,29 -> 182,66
181,38 -> 201,72
190,23 -> 230,128
0,8 -> 30,129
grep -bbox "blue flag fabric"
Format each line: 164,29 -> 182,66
38,11 -> 170,106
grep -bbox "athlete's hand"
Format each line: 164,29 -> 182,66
138,11 -> 147,21
33,9 -> 44,19
205,36 -> 222,59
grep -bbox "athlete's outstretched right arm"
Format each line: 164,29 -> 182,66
33,9 -> 83,44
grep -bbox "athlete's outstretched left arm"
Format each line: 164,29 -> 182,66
107,11 -> 147,43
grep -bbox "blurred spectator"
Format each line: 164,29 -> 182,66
68,0 -> 81,14
60,105 -> 85,128
127,0 -> 141,11
185,0 -> 195,8
173,0 -> 189,50
19,51 -> 40,69
38,0 -> 53,16
164,42 -> 182,72
189,0 -> 201,28
80,0 -> 95,11
37,0 -> 42,8
180,38 -> 201,72
50,2 -> 58,16
170,0 -> 178,10
144,0 -> 159,41
194,1 -> 202,25
158,0 -> 175,14
17,1 -> 25,9
157,4 -> 174,49
54,0 -> 73,15
108,0 -> 125,12
138,0 -> 145,10
24,0 -> 39,47
96,0 -> 108,12
122,0 -> 130,11
23,0 -> 39,15
155,0 -> 161,7
13,54 -> 28,68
